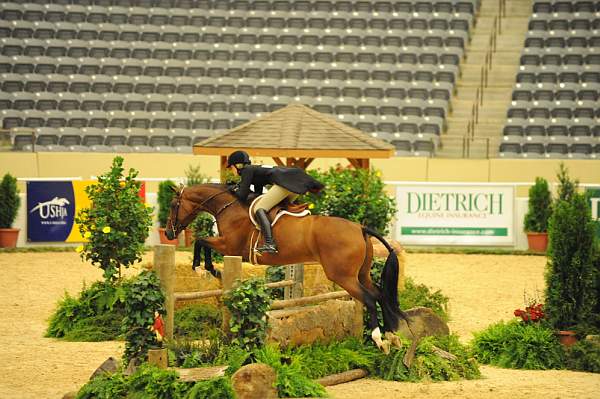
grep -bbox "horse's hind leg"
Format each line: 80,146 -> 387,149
328,273 -> 390,352
358,237 -> 402,350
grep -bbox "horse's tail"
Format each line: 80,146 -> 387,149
362,226 -> 407,331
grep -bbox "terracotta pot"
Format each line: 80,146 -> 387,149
158,228 -> 179,246
526,232 -> 548,252
557,330 -> 577,347
184,228 -> 194,247
0,228 -> 19,248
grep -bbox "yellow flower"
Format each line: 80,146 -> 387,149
75,245 -> 84,253
375,170 -> 382,177
84,231 -> 91,239
308,203 -> 315,209
102,226 -> 111,234
90,225 -> 96,230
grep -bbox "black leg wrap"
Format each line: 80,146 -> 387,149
204,246 -> 221,279
192,239 -> 202,270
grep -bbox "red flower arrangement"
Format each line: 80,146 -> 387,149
514,303 -> 545,323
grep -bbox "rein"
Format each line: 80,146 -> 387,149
170,186 -> 238,234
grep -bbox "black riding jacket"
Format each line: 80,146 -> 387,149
234,165 -> 324,202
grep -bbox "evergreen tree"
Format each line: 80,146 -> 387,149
545,167 -> 597,330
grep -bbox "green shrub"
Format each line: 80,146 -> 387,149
122,271 -> 166,365
189,212 -> 215,239
174,303 -> 222,339
157,179 -> 177,228
557,163 -> 578,202
0,173 -> 20,228
254,345 -> 328,398
375,334 -> 480,381
182,377 -> 235,399
546,175 -> 597,330
75,156 -> 152,282
471,320 -> 564,369
46,281 -> 125,341
301,166 -> 396,235
168,329 -> 227,368
76,364 -> 235,399
565,340 -> 600,373
524,177 -> 553,233
76,371 -> 128,399
291,338 -> 379,379
185,164 -> 208,187
223,278 -> 272,352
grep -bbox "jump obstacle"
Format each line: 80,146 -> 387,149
153,244 -> 360,343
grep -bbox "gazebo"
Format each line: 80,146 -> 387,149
193,103 -> 394,173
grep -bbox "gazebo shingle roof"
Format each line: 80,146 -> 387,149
193,103 -> 394,158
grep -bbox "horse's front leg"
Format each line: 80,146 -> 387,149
200,236 -> 229,254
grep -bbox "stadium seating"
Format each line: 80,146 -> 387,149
1,0 -> 481,155
500,0 -> 600,159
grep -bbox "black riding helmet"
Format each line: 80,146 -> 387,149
227,150 -> 251,168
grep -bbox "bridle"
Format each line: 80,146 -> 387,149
168,185 -> 238,236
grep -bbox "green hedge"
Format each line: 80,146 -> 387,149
471,320 -> 564,370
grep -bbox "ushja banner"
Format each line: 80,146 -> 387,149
27,180 -> 146,243
395,184 -> 515,246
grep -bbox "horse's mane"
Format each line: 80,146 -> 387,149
188,182 -> 249,209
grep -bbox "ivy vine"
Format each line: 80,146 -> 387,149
122,271 -> 166,365
223,278 -> 272,352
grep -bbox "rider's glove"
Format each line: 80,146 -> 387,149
228,183 -> 240,194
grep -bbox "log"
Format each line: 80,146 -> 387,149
173,365 -> 228,382
432,345 -> 457,361
148,349 -> 168,369
174,280 -> 295,301
315,369 -> 368,387
271,291 -> 350,310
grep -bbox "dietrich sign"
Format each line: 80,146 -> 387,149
396,184 -> 515,246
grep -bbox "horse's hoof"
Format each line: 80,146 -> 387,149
381,340 -> 391,355
385,332 -> 402,349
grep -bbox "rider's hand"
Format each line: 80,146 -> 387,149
227,183 -> 240,194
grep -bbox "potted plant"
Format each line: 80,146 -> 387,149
157,179 -> 178,245
545,164 -> 596,347
523,177 -> 552,252
0,173 -> 21,248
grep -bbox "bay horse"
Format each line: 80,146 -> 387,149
165,183 -> 407,350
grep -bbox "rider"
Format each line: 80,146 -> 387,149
226,150 -> 324,254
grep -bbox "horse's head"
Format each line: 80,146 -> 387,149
165,184 -> 186,240
165,183 -> 236,240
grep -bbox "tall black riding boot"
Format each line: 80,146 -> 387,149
255,209 -> 278,254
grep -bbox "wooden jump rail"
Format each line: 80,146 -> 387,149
154,245 -> 352,340
174,279 -> 295,301
271,291 -> 350,310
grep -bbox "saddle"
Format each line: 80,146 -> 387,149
248,196 -> 311,229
